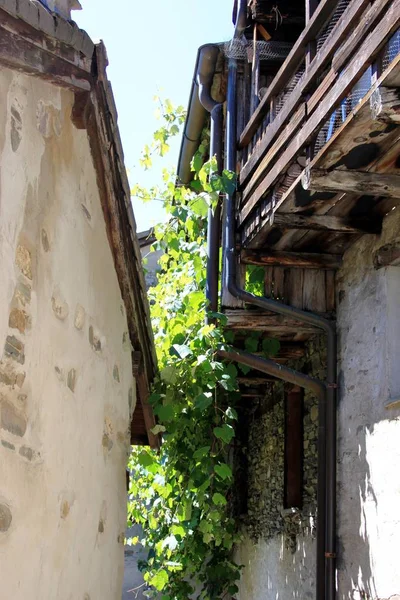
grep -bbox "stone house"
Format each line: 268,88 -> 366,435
0,1 -> 158,598
178,1 -> 400,599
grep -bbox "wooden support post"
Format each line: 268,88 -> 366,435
241,249 -> 342,269
302,168 -> 400,199
251,23 -> 261,115
284,387 -> 304,509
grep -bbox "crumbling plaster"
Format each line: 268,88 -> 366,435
336,206 -> 400,600
0,68 -> 136,600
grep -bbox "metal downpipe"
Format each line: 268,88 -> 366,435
224,56 -> 337,600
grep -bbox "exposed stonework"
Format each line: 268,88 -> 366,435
9,308 -> 27,334
51,288 -> 69,321
41,229 -> 50,252
74,304 -> 86,330
67,368 -> 77,392
1,401 -> 27,437
15,244 -> 32,279
10,106 -> 22,152
113,365 -> 120,382
0,503 -> 12,532
89,325 -> 102,352
1,440 -> 15,451
4,336 -> 25,364
19,446 -> 34,461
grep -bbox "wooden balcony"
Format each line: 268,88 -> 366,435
236,0 -> 400,260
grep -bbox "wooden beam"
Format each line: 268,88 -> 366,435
271,212 -> 380,234
239,0 -> 339,147
240,0 -> 400,223
225,309 -> 323,334
302,168 -> 400,199
241,249 -> 342,269
0,17 -> 92,91
373,241 -> 400,268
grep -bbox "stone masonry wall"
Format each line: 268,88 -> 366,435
0,68 -> 136,600
235,339 -> 325,599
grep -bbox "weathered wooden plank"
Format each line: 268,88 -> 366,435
325,270 -> 336,313
239,0 -> 339,146
303,270 -> 327,312
273,267 -> 286,299
303,168 -> 400,199
239,0 -> 400,224
271,212 -> 380,233
241,249 -> 342,269
284,269 -> 305,309
225,310 -> 322,334
373,241 -> 400,268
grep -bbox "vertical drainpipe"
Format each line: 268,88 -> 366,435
224,43 -> 337,600
197,46 -> 223,315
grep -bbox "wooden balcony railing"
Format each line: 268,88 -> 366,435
237,0 -> 400,246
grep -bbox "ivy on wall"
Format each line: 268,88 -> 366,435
128,100 -> 242,600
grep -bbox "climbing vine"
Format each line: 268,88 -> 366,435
128,100 -> 242,599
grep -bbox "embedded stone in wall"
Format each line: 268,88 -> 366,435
0,362 -> 17,387
74,304 -> 86,330
14,281 -> 31,307
19,446 -> 34,461
113,365 -> 120,383
10,106 -> 22,152
102,433 -> 113,452
36,100 -> 62,139
15,245 -> 32,280
54,366 -> 64,382
67,369 -> 77,392
60,501 -> 70,519
16,372 -> 26,388
0,504 -> 12,532
1,401 -> 27,437
9,309 -> 27,334
89,326 -> 101,352
51,289 -> 69,321
122,331 -> 131,351
81,204 -> 91,222
41,229 -> 50,252
98,519 -> 105,533
4,336 -> 25,365
128,387 -> 136,417
1,440 -> 15,451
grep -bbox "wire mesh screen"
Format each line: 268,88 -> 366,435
224,39 -> 293,61
316,0 -> 350,52
314,66 -> 372,154
275,66 -> 305,114
382,29 -> 400,71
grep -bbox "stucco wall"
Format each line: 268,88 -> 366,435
336,206 -> 400,600
0,68 -> 136,600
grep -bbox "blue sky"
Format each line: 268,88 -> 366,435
75,1 -> 234,232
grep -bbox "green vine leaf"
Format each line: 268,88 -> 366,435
213,424 -> 235,445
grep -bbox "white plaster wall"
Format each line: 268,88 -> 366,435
0,68 -> 136,600
235,534 -> 315,600
336,206 -> 400,600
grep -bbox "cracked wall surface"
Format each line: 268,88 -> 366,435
0,67 -> 136,600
